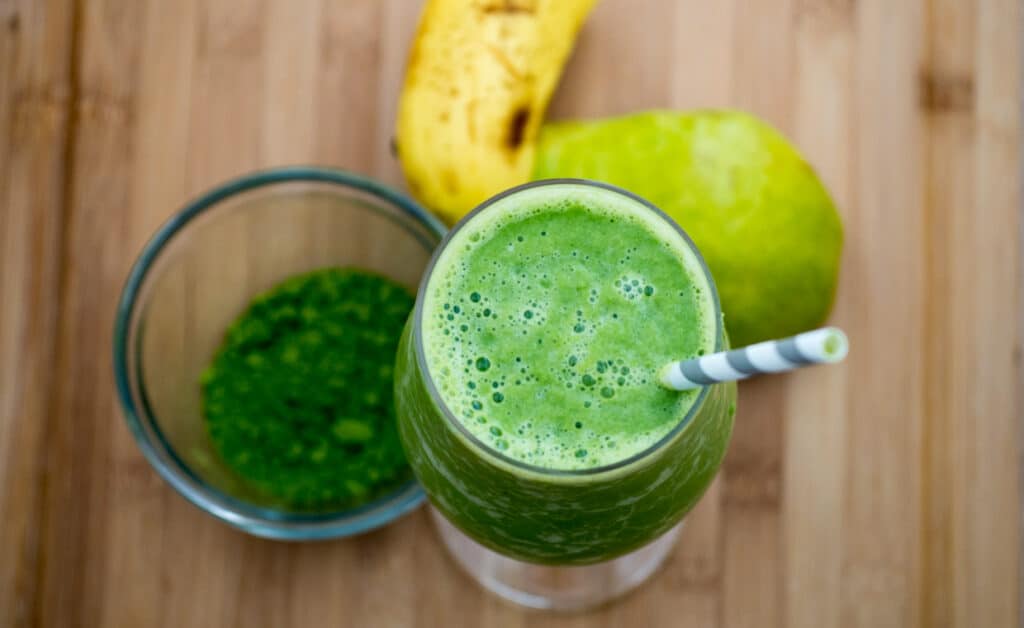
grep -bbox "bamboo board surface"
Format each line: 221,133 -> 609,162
0,1 -> 1020,626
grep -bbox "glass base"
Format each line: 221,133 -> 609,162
429,506 -> 682,611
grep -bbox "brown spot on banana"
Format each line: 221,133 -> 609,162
466,99 -> 478,141
484,43 -> 526,80
477,0 -> 537,15
505,106 -> 530,151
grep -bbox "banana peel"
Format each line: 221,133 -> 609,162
396,0 -> 597,225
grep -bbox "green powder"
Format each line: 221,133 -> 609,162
200,268 -> 414,512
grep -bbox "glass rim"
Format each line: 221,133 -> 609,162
412,178 -> 724,479
113,166 -> 446,539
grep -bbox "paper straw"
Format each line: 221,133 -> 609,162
659,327 -> 849,391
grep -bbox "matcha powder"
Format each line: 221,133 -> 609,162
200,268 -> 414,512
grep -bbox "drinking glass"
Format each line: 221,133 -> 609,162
394,180 -> 737,609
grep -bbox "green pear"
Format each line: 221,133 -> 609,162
533,110 -> 843,348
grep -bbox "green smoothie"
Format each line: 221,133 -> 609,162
396,181 -> 736,564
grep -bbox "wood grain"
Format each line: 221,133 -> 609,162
0,0 -> 1019,626
0,1 -> 73,626
948,1 -> 1020,624
785,4 -> 855,626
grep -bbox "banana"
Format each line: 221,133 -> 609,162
396,0 -> 597,225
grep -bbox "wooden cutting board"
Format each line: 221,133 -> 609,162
1,1 -> 1019,626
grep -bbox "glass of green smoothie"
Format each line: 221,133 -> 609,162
394,180 -> 737,610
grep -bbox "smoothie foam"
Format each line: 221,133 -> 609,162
421,183 -> 717,471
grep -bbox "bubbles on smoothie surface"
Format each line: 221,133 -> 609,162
421,197 -> 713,469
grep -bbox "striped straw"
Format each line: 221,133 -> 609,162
659,327 -> 849,391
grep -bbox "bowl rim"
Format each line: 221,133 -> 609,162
113,166 -> 446,540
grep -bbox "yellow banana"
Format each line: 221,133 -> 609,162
396,0 -> 597,225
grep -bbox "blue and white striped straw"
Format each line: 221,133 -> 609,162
659,327 -> 849,391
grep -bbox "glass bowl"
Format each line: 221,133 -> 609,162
114,167 -> 446,540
